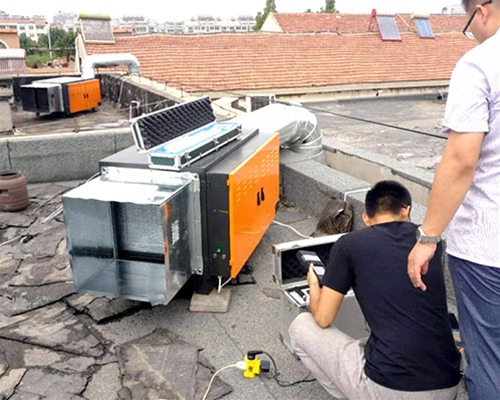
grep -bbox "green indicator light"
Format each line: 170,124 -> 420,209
216,247 -> 222,253
222,254 -> 227,260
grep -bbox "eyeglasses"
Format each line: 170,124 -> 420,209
463,0 -> 493,39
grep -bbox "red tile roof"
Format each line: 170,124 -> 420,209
113,28 -> 134,36
268,13 -> 467,34
0,18 -> 46,24
84,32 -> 475,93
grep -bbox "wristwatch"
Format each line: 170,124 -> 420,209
416,226 -> 441,244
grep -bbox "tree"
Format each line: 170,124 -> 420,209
320,0 -> 337,13
19,33 -> 37,55
253,0 -> 277,31
54,31 -> 77,60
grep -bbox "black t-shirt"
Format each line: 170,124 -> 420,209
322,221 -> 461,391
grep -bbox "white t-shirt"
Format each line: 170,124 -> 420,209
443,28 -> 500,267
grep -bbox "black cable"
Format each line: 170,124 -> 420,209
277,101 -> 448,140
254,350 -> 317,387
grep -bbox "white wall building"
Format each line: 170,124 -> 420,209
0,15 -> 48,41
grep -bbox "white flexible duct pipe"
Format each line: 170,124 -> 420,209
239,103 -> 322,155
81,53 -> 140,79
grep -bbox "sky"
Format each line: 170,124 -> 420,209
4,0 -> 459,22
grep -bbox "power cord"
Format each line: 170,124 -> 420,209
202,350 -> 316,399
272,220 -> 312,240
202,362 -> 246,400
256,350 -> 316,387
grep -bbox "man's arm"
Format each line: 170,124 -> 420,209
408,131 -> 483,290
308,265 -> 345,328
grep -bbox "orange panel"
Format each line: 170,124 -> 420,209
227,133 -> 280,277
68,79 -> 101,114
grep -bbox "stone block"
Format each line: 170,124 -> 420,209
189,288 -> 232,313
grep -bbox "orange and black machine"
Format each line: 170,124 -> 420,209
20,77 -> 101,116
62,97 -> 280,303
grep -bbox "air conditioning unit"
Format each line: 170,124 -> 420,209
245,94 -> 276,113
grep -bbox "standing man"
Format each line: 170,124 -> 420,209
408,1 -> 500,399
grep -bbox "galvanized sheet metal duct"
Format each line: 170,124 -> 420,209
81,53 -> 140,79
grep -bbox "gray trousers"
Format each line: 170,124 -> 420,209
289,313 -> 460,400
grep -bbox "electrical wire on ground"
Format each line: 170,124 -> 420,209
272,220 -> 312,240
259,350 -> 316,387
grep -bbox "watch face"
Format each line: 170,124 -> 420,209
416,227 -> 423,241
417,226 -> 440,244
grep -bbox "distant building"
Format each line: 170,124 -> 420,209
441,5 -> 466,15
53,11 -> 78,33
181,15 -> 255,34
0,27 -> 19,48
0,13 -> 47,41
108,14 -> 256,35
118,15 -> 154,35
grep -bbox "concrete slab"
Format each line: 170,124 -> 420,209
83,363 -> 121,400
0,281 -> 75,317
0,368 -> 26,398
8,132 -> 115,183
189,288 -> 232,313
0,213 -> 36,230
65,294 -> 148,323
0,140 -> 10,171
13,368 -> 89,400
116,329 -> 232,400
8,256 -> 71,287
115,129 -> 134,153
0,303 -> 104,357
0,257 -> 21,276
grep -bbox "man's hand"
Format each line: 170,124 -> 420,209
307,264 -> 320,288
408,242 -> 437,291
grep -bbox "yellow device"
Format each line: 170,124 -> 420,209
243,351 -> 271,379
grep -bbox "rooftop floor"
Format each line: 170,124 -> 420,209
7,100 -> 130,137
310,94 -> 448,171
0,179 -> 468,400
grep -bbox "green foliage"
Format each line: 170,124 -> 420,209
253,0 -> 277,31
19,33 -> 37,55
26,53 -> 52,68
37,33 -> 49,49
320,0 -> 337,13
49,27 -> 66,44
20,28 -> 77,65
54,31 -> 77,60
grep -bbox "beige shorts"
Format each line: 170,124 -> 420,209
289,313 -> 460,400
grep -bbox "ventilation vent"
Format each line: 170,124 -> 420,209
245,94 -> 276,113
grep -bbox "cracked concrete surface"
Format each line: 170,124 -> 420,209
0,180 -> 469,400
0,183 -> 236,400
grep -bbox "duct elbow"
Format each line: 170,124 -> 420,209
81,53 -> 140,79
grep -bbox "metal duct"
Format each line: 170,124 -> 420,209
239,103 -> 322,155
81,53 -> 140,79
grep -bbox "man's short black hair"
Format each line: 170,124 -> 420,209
365,180 -> 412,218
462,0 -> 472,10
